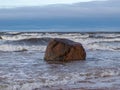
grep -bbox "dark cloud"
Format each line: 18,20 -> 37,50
73,0 -> 120,7
0,0 -> 120,20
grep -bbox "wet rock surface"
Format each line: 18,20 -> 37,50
44,38 -> 86,62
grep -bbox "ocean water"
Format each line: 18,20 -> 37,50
0,32 -> 120,90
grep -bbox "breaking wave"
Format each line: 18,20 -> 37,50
0,32 -> 120,52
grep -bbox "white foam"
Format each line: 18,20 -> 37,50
2,69 -> 120,90
0,32 -> 120,51
94,33 -> 120,38
0,44 -> 46,52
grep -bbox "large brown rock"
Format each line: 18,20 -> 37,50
44,38 -> 86,62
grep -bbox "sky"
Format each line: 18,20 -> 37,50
0,0 -> 120,32
0,0 -> 95,8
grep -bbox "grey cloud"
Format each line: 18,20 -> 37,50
0,0 -> 120,20
74,0 -> 120,7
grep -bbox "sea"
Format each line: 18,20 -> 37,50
0,32 -> 120,90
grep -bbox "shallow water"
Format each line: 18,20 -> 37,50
0,32 -> 120,90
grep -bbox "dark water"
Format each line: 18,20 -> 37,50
0,32 -> 120,90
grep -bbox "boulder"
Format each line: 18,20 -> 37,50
44,38 -> 86,62
0,36 -> 2,39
